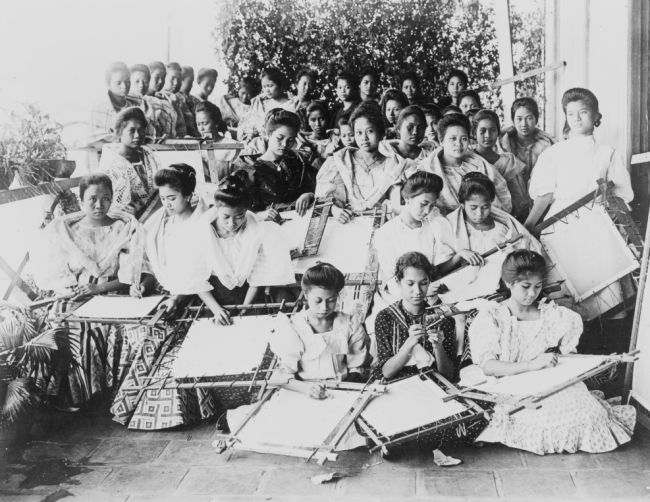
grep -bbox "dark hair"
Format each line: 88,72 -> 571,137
510,97 -> 540,121
336,71 -> 358,88
195,101 -> 227,134
154,163 -> 197,197
214,171 -> 252,208
182,66 -> 194,79
349,101 -> 385,137
402,171 -> 443,199
337,113 -> 351,128
420,103 -> 441,121
148,61 -> 166,74
501,249 -> 546,284
380,89 -> 409,122
360,66 -> 379,84
458,172 -> 496,203
166,62 -> 182,74
395,251 -> 435,281
197,67 -> 218,83
240,76 -> 258,92
437,113 -> 470,140
457,90 -> 482,108
264,108 -> 301,135
441,105 -> 462,116
474,109 -> 501,133
114,106 -> 148,136
295,67 -> 316,85
306,101 -> 328,120
260,67 -> 287,90
301,262 -> 345,293
129,64 -> 150,81
80,173 -> 113,200
395,105 -> 426,133
105,62 -> 129,85
561,87 -> 600,116
400,71 -> 420,89
446,69 -> 469,87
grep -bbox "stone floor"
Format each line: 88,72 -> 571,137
1,406 -> 650,502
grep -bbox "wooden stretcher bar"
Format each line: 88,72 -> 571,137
0,177 -> 81,206
289,197 -> 334,259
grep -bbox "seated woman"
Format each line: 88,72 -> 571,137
421,103 -> 442,147
273,263 -> 369,394
401,71 -> 428,106
316,102 -> 405,222
329,71 -> 360,129
90,62 -> 141,142
379,89 -> 409,139
129,63 -> 175,140
374,252 -> 484,465
31,174 -> 147,406
418,113 -> 511,215
446,173 -> 540,267
190,67 -> 218,108
436,69 -> 468,109
220,76 -> 258,135
379,106 -> 435,175
468,250 -> 635,454
98,107 -> 160,216
359,66 -> 380,103
304,101 -> 331,160
163,61 -> 198,137
457,90 -> 482,115
290,68 -> 318,131
473,110 -> 530,222
238,67 -> 297,143
194,101 -> 240,182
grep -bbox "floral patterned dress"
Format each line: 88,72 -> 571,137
468,300 -> 636,454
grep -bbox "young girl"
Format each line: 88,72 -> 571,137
316,102 -> 405,221
220,76 -> 258,133
401,71 -> 427,105
446,173 -> 541,268
468,250 -> 635,454
359,67 -> 380,102
272,263 -> 369,394
129,63 -> 175,140
379,106 -> 434,175
418,114 -> 511,215
457,90 -> 482,115
525,88 -> 633,232
291,68 -> 317,131
147,61 -> 167,96
379,89 -> 409,139
374,251 -> 479,466
501,97 -> 556,181
437,69 -> 468,108
473,110 -> 531,221
305,101 -> 329,145
330,71 -> 360,128
249,109 -> 317,217
98,107 -> 160,216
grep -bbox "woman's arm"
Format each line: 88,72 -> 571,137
431,342 -> 455,380
198,290 -> 231,325
76,279 -> 125,297
482,352 -> 558,377
524,193 -> 553,234
381,325 -> 424,380
281,377 -> 327,400
387,184 -> 402,215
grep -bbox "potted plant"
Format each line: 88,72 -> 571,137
0,104 -> 73,189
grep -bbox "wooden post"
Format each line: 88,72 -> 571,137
493,0 -> 516,126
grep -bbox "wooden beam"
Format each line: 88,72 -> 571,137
0,178 -> 81,206
493,0 -> 516,125
490,61 -> 566,89
0,255 -> 37,300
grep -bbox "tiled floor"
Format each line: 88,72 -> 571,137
1,409 -> 650,501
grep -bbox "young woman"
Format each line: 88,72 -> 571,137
400,71 -> 427,105
501,97 -> 556,181
379,106 -> 434,175
525,88 -> 633,231
437,69 -> 468,108
161,62 -> 196,137
98,107 -> 160,216
421,103 -> 442,147
290,68 -> 318,131
329,71 -> 360,129
129,63 -> 175,140
468,250 -> 635,454
359,67 -> 380,102
473,109 -> 531,221
193,101 -> 240,181
31,174 -> 147,406
190,67 -> 218,107
316,102 -> 405,221
304,100 -> 331,159
180,65 -> 195,98
457,90 -> 482,115
220,76 -> 258,133
418,114 -> 511,215
379,89 -> 409,139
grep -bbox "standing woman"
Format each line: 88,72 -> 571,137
31,174 -> 147,406
436,69 -> 468,109
99,107 -> 160,216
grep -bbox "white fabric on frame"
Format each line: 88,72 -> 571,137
277,209 -> 312,253
153,149 -> 206,184
540,204 -> 638,301
172,316 -> 274,378
72,295 -> 164,318
476,355 -> 607,397
360,375 -> 467,437
293,216 -> 375,274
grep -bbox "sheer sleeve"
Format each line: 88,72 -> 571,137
528,147 -> 557,199
165,221 -> 214,295
315,157 -> 347,204
467,305 -> 503,368
430,216 -> 456,264
269,313 -> 304,375
248,221 -> 296,287
608,149 -> 634,203
489,166 -> 513,213
556,306 -> 584,354
346,316 -> 369,372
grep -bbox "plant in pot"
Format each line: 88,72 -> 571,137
0,104 -> 74,189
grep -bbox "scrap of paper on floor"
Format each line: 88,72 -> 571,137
72,295 -> 164,319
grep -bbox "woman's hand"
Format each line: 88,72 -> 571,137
308,382 -> 328,400
74,283 -> 101,298
129,282 -> 146,298
295,193 -> 314,216
159,296 -> 181,318
456,249 -> 485,267
212,306 -> 232,326
528,352 -> 559,371
331,205 -> 353,224
404,324 -> 426,350
426,328 -> 445,346
262,208 -> 281,223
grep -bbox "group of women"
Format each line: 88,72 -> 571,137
29,62 -> 637,461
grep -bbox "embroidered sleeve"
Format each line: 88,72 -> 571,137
528,147 -> 557,199
315,157 -> 347,204
248,222 -> 295,287
468,306 -> 502,367
346,317 -> 369,372
556,306 -> 584,354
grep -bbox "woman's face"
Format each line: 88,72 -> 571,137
339,124 -> 355,147
296,75 -> 314,101
181,74 -> 194,94
399,113 -> 425,147
109,71 -> 130,98
399,266 -> 430,307
267,125 -> 297,158
513,106 -> 538,138
565,99 -> 597,136
476,118 -> 499,150
238,84 -> 253,105
119,119 -> 145,149
81,183 -> 112,221
262,76 -> 282,99
215,204 -> 247,234
360,74 -> 377,99
336,78 -> 352,102
405,192 -> 437,222
159,185 -> 190,216
354,117 -> 381,153
196,110 -> 217,139
150,69 -> 166,93
507,274 -> 544,306
463,193 -> 492,225
385,99 -> 403,126
441,125 -> 469,160
402,79 -> 418,102
198,76 -> 216,99
447,76 -> 466,98
424,114 -> 438,142
308,110 -> 326,137
165,69 -> 182,93
305,286 -> 338,320
130,71 -> 149,97
459,96 -> 480,114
